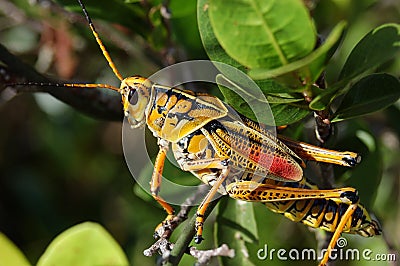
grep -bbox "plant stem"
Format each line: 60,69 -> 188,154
165,197 -> 221,266
0,43 -> 123,121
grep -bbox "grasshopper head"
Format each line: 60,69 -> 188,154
120,76 -> 153,128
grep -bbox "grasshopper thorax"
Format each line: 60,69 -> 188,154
120,76 -> 153,128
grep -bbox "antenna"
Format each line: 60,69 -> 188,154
10,82 -> 120,92
77,0 -> 124,81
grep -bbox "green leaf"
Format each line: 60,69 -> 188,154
215,198 -> 258,266
200,0 -> 312,125
332,73 -> 400,122
37,222 -> 129,266
218,83 -> 309,126
208,0 -> 316,70
339,23 -> 400,81
263,93 -> 304,104
0,232 -> 30,266
309,85 -> 340,111
217,73 -> 308,126
254,78 -> 301,94
270,103 -> 310,125
249,21 -> 346,83
197,0 -> 244,70
217,74 -> 276,125
310,23 -> 400,111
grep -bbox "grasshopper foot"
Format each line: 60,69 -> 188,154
154,214 -> 176,239
194,235 -> 204,244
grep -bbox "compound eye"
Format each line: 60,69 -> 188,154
128,89 -> 139,105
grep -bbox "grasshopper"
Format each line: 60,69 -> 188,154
18,1 -> 381,265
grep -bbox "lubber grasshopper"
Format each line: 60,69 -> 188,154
17,0 -> 381,265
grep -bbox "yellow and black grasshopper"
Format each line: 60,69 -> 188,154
17,0 -> 381,265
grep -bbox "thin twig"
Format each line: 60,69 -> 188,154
311,57 -> 337,265
165,197 -> 221,266
313,117 -> 336,266
189,244 -> 235,266
0,43 -> 123,121
143,238 -> 174,258
154,185 -> 209,239
144,235 -> 234,266
144,185 -> 223,265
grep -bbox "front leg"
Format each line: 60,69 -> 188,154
176,155 -> 231,243
151,141 -> 176,239
193,159 -> 230,244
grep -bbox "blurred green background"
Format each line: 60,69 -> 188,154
0,0 -> 399,265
